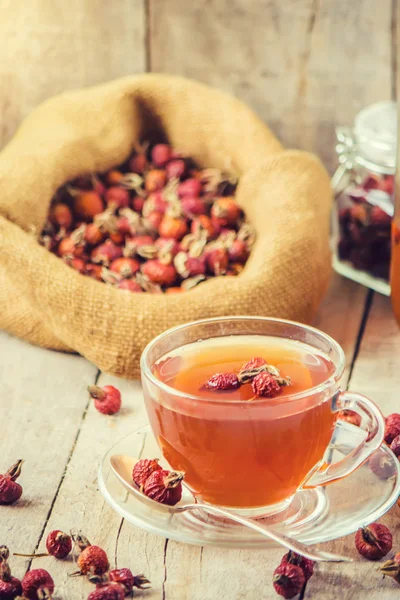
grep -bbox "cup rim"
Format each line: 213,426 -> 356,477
140,316 -> 346,404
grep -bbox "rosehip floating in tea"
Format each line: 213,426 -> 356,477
39,143 -> 256,293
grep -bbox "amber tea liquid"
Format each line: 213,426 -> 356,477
144,336 -> 336,509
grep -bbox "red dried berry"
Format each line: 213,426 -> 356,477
390,434 -> 400,458
105,187 -> 130,209
252,372 -> 281,398
166,158 -> 186,180
159,216 -> 188,240
174,252 -> 206,278
385,414 -> 400,444
126,235 -> 154,250
87,582 -> 125,600
115,216 -> 132,236
0,460 -> 23,505
273,563 -> 305,599
281,551 -> 314,583
106,170 -> 124,185
77,545 -> 109,576
355,522 -> 392,560
0,561 -> 22,600
49,203 -> 73,230
239,357 -> 267,373
129,154 -> 147,175
336,409 -> 361,427
91,240 -> 123,265
151,144 -> 172,167
46,530 -> 72,559
88,385 -> 122,415
85,224 -> 105,246
228,239 -> 249,263
142,260 -> 177,286
86,263 -> 103,281
369,452 -> 396,480
143,469 -> 184,506
211,197 -> 242,227
145,169 -> 167,193
58,236 -> 85,259
144,210 -> 164,232
132,196 -> 145,213
181,197 -> 207,217
110,257 -> 140,278
205,373 -> 240,391
22,569 -> 54,600
109,568 -> 150,594
132,458 -> 162,487
108,230 -> 125,246
155,237 -> 181,257
67,257 -> 86,274
117,279 -> 143,293
74,191 -> 104,221
191,215 -> 217,239
370,206 -> 391,226
177,178 -> 202,198
205,247 -> 229,276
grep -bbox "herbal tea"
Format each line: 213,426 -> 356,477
144,336 -> 336,508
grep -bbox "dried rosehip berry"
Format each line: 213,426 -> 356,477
49,203 -> 73,230
211,197 -> 242,227
390,434 -> 400,458
191,215 -> 217,239
240,357 -> 267,372
109,568 -> 150,594
355,522 -> 392,560
151,144 -> 172,167
106,170 -> 124,185
174,252 -> 206,278
145,169 -> 167,192
74,538 -> 109,576
273,562 -> 305,599
369,452 -> 396,480
84,224 -> 105,246
46,530 -> 72,559
144,192 -> 168,215
281,551 -> 314,583
143,469 -> 184,506
379,560 -> 400,584
181,197 -> 207,217
370,206 -> 391,226
252,372 -> 281,398
336,409 -> 361,427
21,569 -> 54,600
166,158 -> 186,180
67,257 -> 86,274
74,191 -> 104,221
117,279 -> 143,293
0,560 -> 22,600
129,154 -> 147,175
385,414 -> 400,444
132,458 -> 162,487
86,263 -> 103,281
144,210 -> 164,232
177,178 -> 202,198
205,247 -> 229,276
105,187 -> 130,209
110,257 -> 140,278
58,236 -> 85,259
0,460 -> 23,505
87,582 -> 125,600
142,260 -> 177,286
159,216 -> 188,240
155,237 -> 181,257
205,373 -> 240,391
228,239 -> 249,263
88,385 -> 122,415
91,240 -> 123,265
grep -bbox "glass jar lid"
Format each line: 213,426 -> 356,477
354,101 -> 397,170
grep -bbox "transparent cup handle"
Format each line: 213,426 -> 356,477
302,390 -> 385,488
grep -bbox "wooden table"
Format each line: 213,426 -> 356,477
0,1 -> 399,597
1,274 -> 400,599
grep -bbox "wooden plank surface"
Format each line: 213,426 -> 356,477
0,0 -> 146,147
0,0 -> 398,598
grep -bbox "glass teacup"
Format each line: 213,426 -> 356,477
141,317 -> 385,516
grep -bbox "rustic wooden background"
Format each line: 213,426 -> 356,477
1,1 -> 399,599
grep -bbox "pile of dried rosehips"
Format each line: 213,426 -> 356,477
337,172 -> 393,280
3,531 -> 150,599
132,458 -> 184,506
39,143 -> 255,294
273,551 -> 314,598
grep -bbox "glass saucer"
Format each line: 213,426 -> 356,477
98,423 -> 400,549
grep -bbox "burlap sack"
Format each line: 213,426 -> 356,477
0,74 -> 332,378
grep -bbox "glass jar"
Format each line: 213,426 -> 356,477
391,98 -> 400,322
332,101 -> 396,296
